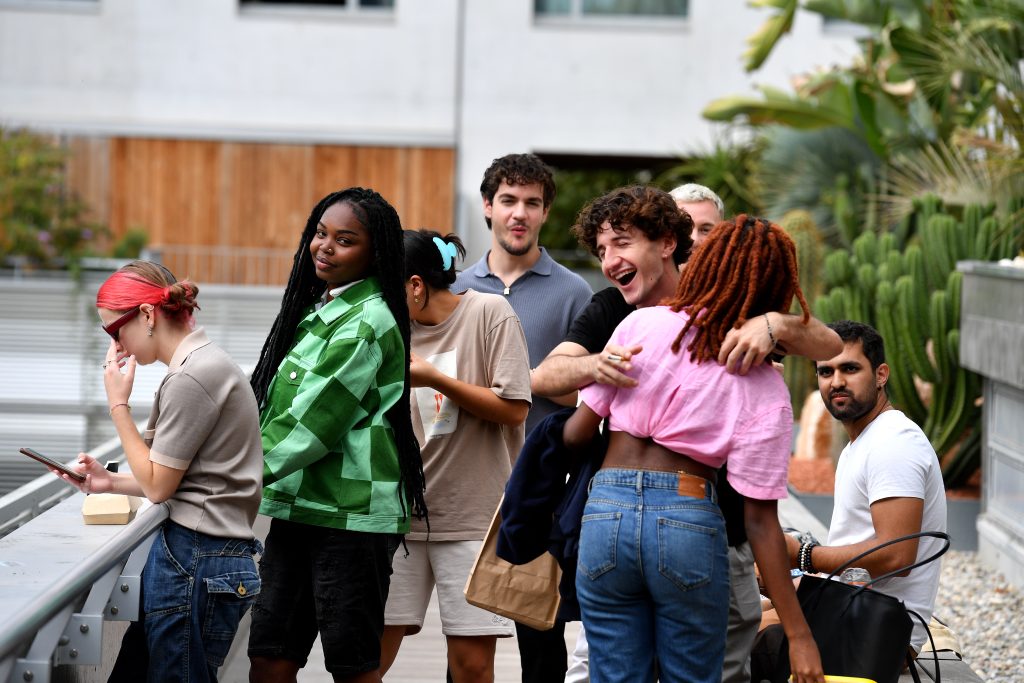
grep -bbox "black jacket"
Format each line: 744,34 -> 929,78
497,408 -> 605,622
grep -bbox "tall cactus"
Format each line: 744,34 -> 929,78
779,210 -> 825,417
815,196 -> 1022,487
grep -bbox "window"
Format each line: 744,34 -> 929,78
0,0 -> 100,11
536,0 -> 687,19
240,0 -> 393,9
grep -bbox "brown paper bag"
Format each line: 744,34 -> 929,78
464,502 -> 561,631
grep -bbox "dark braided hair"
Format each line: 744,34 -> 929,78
666,214 -> 810,362
250,187 -> 427,523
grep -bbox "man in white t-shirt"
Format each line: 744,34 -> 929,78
788,320 -> 947,653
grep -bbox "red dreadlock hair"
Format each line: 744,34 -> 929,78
666,214 -> 810,362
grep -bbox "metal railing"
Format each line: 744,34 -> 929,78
0,425 -> 166,683
0,426 -> 140,538
0,503 -> 167,683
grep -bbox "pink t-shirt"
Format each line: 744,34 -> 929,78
579,306 -> 793,501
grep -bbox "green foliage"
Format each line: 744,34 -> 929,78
704,0 -> 1024,252
755,127 -> 880,246
814,197 -> 1023,486
743,0 -> 798,71
0,128 -> 110,269
656,132 -> 765,217
112,227 -> 149,260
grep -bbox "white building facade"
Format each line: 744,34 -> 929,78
0,0 -> 856,260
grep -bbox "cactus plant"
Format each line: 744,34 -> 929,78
779,210 -> 825,417
813,196 -> 1022,487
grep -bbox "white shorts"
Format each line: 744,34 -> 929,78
384,539 -> 515,637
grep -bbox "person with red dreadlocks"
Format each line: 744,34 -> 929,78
561,215 -> 826,683
48,260 -> 264,682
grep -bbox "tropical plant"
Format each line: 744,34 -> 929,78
704,0 -> 1024,250
779,209 -> 825,417
814,196 -> 1023,486
0,127 -> 109,270
655,130 -> 765,217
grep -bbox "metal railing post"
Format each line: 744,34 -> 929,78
9,604 -> 72,683
104,531 -> 157,622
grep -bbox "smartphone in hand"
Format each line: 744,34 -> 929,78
18,447 -> 87,482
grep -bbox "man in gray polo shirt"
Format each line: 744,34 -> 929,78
453,152 -> 592,682
454,153 -> 592,436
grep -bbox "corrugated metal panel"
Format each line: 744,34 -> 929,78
0,275 -> 284,494
0,414 -> 86,492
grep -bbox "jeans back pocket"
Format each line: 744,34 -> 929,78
657,518 -> 718,592
578,511 -> 622,580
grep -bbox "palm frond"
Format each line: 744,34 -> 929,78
878,140 -> 1004,225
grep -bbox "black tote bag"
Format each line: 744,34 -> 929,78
770,531 -> 951,683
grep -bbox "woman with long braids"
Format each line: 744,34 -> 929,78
246,188 -> 426,683
379,230 -> 531,682
50,260 -> 264,683
562,215 -> 825,683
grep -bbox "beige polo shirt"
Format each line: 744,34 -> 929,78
144,328 -> 263,539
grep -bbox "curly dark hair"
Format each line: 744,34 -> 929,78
479,154 -> 556,228
667,214 -> 810,362
571,185 -> 694,265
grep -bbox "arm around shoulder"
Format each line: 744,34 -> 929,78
772,313 -> 842,360
531,341 -> 591,398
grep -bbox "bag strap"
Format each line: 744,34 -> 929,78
906,608 -> 941,683
826,530 -> 951,589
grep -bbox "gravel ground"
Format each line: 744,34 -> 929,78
934,550 -> 1023,682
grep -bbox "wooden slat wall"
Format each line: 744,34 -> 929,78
62,136 -> 456,285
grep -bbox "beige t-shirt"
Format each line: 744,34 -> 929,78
407,289 -> 531,541
145,328 -> 263,539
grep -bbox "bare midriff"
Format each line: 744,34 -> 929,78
601,430 -> 718,483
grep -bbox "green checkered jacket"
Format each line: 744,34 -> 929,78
258,277 -> 410,534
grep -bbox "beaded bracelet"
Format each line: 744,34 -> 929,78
798,540 -> 819,574
764,313 -> 777,348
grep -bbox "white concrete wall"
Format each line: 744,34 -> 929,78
0,0 -> 857,259
0,0 -> 459,144
453,2 -> 858,258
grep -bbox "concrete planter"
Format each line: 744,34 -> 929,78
958,261 -> 1024,590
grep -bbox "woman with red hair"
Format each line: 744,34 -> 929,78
51,260 -> 264,683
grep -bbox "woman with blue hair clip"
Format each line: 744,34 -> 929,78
380,229 -> 533,682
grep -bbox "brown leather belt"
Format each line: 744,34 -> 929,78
601,431 -> 718,484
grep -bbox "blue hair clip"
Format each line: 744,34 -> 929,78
432,236 -> 459,272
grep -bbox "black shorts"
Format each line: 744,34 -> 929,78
247,518 -> 402,677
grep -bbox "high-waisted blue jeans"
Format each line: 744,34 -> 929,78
141,520 -> 262,682
576,469 -> 729,683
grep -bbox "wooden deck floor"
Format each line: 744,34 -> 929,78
218,514 -> 580,682
221,592 -> 580,682
220,499 -> 981,683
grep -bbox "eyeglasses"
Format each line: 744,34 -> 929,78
102,307 -> 141,342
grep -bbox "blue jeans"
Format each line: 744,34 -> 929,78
141,521 -> 262,682
576,469 -> 729,683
